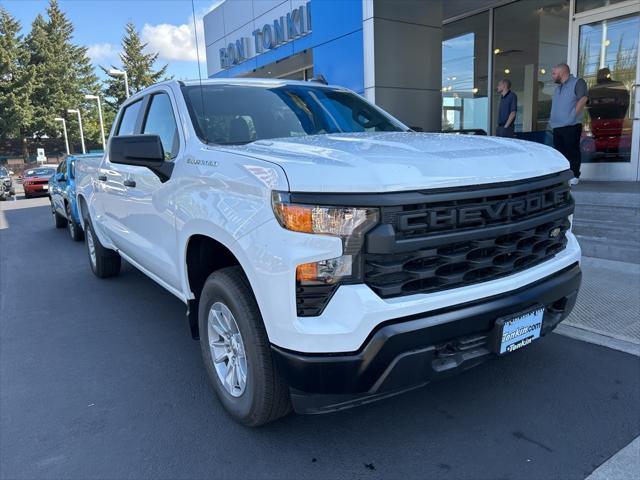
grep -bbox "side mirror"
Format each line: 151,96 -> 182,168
55,172 -> 66,182
110,135 -> 172,182
110,135 -> 165,167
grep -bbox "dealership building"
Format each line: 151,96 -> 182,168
204,0 -> 639,184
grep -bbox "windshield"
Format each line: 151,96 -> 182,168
24,168 -> 55,177
181,83 -> 407,145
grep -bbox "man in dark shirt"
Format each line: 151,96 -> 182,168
496,79 -> 517,137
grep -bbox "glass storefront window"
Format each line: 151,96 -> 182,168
577,14 -> 639,163
492,0 -> 570,141
575,0 -> 629,13
442,12 -> 489,134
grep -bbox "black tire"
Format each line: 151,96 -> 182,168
66,202 -> 84,241
198,266 -> 291,426
84,215 -> 121,278
52,201 -> 67,229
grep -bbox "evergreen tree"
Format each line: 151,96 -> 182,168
0,8 -> 34,151
102,21 -> 170,108
25,0 -> 99,145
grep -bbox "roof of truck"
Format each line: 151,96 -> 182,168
148,78 -> 340,93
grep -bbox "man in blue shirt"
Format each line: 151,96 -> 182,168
550,63 -> 588,185
496,79 -> 517,137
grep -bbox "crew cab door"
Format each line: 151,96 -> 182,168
107,90 -> 182,291
96,99 -> 143,252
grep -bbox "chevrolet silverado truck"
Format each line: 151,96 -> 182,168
76,79 -> 581,426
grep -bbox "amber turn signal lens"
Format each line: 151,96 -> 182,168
296,262 -> 318,283
274,203 -> 313,233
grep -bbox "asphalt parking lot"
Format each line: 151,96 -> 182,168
1,197 -> 639,480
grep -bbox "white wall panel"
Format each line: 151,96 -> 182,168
206,38 -> 227,75
252,0 -> 288,18
203,5 -> 225,45
223,0 -> 255,36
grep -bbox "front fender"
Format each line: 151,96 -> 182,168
177,220 -> 263,302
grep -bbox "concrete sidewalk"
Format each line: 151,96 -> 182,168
562,256 -> 640,347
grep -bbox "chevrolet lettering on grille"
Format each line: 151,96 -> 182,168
398,189 -> 569,231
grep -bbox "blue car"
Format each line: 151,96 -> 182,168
49,153 -> 102,241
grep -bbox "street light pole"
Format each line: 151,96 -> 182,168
54,117 -> 70,155
67,109 -> 86,154
85,94 -> 106,150
108,68 -> 130,98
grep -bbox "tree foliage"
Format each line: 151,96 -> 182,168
25,0 -> 100,144
0,8 -> 34,139
102,21 -> 170,108
1,1 -> 172,157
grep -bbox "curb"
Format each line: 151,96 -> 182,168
554,323 -> 640,357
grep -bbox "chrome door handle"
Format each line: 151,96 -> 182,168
98,175 -> 107,181
123,179 -> 136,188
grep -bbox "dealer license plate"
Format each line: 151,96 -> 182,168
497,308 -> 544,354
42,185 -> 48,190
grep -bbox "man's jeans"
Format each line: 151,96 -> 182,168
553,124 -> 582,178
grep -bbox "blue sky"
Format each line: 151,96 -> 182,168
3,0 -> 222,80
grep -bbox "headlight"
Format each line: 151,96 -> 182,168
272,191 -> 379,286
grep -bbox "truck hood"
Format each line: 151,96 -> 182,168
224,132 -> 569,192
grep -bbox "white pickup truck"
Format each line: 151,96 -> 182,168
76,79 -> 581,426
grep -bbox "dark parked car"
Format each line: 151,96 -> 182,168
0,167 -> 15,201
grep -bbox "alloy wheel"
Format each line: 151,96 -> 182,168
86,227 -> 97,268
67,205 -> 75,238
207,302 -> 248,397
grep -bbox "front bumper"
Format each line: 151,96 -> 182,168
272,262 -> 581,414
24,184 -> 49,195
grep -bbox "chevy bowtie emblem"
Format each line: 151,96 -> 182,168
549,227 -> 562,238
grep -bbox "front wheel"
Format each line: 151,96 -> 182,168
66,203 -> 83,241
199,266 -> 291,426
52,201 -> 67,229
84,216 -> 121,278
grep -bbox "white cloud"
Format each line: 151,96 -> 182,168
86,42 -> 120,65
141,1 -> 221,63
142,22 -> 201,62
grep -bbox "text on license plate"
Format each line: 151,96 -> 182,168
500,308 -> 544,354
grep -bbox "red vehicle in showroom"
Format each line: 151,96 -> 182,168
22,166 -> 57,198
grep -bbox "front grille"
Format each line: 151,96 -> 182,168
295,170 -> 574,316
385,174 -> 572,239
364,217 -> 570,298
364,171 -> 574,299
